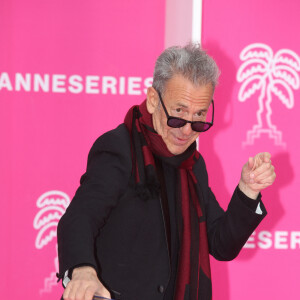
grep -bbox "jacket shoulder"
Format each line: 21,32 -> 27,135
86,124 -> 132,171
89,124 -> 131,155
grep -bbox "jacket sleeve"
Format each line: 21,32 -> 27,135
195,155 -> 267,261
57,125 -> 132,278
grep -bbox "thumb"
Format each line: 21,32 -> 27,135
248,157 -> 255,171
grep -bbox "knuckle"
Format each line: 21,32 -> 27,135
84,292 -> 94,300
85,286 -> 95,293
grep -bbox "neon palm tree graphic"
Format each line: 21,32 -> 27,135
33,190 -> 70,294
237,43 -> 300,146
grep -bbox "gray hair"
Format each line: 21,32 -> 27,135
152,43 -> 220,95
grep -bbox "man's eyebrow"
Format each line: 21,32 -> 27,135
175,102 -> 188,108
175,102 -> 208,113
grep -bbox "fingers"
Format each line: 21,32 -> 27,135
252,160 -> 273,178
249,159 -> 276,189
254,152 -> 271,166
63,281 -> 75,300
240,152 -> 275,196
62,266 -> 110,300
94,285 -> 111,299
248,157 -> 255,171
63,280 -> 111,300
84,288 -> 97,300
262,152 -> 271,162
73,284 -> 91,300
254,165 -> 276,185
249,152 -> 273,178
63,281 -> 94,300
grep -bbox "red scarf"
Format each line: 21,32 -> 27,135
124,100 -> 212,300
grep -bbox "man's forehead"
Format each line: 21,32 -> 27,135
164,85 -> 213,104
164,75 -> 213,95
165,86 -> 212,96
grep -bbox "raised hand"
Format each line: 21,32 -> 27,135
239,152 -> 276,199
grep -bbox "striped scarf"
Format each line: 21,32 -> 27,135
124,100 -> 212,300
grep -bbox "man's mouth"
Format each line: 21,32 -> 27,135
173,136 -> 190,145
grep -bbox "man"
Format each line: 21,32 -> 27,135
57,44 -> 276,300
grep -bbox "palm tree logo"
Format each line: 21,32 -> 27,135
33,190 -> 70,294
237,43 -> 300,147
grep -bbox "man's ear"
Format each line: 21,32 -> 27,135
146,87 -> 159,114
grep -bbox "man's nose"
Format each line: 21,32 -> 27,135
181,122 -> 193,136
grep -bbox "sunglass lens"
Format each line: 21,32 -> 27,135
192,122 -> 211,132
167,118 -> 186,128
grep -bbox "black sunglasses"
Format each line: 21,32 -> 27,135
157,91 -> 214,132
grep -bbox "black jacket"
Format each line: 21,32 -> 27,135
57,124 -> 266,300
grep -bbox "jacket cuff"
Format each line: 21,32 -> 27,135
236,185 -> 266,215
57,263 -> 98,288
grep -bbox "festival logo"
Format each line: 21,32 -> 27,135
237,43 -> 300,147
33,190 -> 70,294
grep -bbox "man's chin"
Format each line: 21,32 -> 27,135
167,144 -> 189,155
164,136 -> 197,155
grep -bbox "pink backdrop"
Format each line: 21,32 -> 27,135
1,0 -> 299,299
201,0 -> 300,299
0,1 -> 165,299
